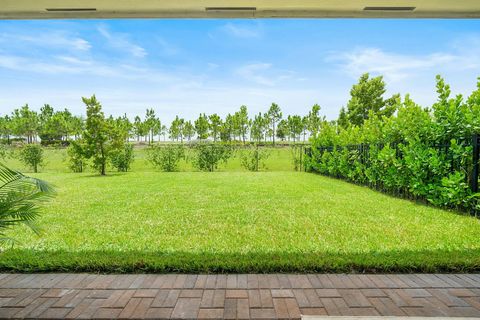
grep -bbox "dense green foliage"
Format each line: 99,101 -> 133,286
0,164 -> 54,245
110,143 -> 135,172
192,142 -> 233,172
1,171 -> 479,272
307,75 -> 480,213
18,144 -> 43,173
147,144 -> 185,172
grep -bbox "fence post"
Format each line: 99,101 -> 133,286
471,134 -> 479,195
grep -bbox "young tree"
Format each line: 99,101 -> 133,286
195,113 -> 209,140
208,113 -> 222,142
110,143 -> 135,172
18,144 -> 43,173
276,119 -> 288,141
193,143 -> 232,172
82,95 -> 109,175
266,103 -> 282,145
148,144 -> 185,172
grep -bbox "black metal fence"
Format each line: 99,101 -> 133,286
304,134 -> 480,216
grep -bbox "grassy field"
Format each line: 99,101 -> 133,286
1,146 -> 480,272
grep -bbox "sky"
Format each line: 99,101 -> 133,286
0,19 -> 479,122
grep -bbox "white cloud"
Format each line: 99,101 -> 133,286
155,37 -> 179,56
235,63 -> 294,86
221,23 -> 262,38
97,25 -> 147,58
0,31 -> 91,51
329,36 -> 480,82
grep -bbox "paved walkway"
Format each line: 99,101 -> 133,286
0,274 -> 479,319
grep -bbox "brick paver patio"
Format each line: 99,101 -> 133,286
0,274 -> 479,319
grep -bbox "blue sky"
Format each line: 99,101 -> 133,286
0,19 -> 479,122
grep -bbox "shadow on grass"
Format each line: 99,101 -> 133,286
1,248 -> 479,273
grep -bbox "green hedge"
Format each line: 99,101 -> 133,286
307,76 -> 480,213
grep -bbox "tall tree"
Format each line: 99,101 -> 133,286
341,73 -> 398,127
133,116 -> 146,142
208,114 -> 222,142
307,104 -> 322,137
144,108 -> 159,144
82,95 -> 125,176
220,114 -> 234,142
266,103 -> 282,145
235,106 -> 250,144
183,121 -> 195,141
287,115 -> 303,143
169,116 -> 183,142
195,113 -> 209,140
0,116 -> 12,143
11,105 -> 39,143
250,112 -> 266,143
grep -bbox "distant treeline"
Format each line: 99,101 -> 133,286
0,101 -> 322,146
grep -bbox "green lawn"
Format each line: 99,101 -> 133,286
1,148 -> 480,272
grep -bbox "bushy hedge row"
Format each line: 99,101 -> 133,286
306,76 -> 480,213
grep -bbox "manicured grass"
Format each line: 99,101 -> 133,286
1,165 -> 480,272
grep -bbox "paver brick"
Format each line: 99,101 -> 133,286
0,273 -> 479,319
198,308 -> 224,319
171,297 -> 201,319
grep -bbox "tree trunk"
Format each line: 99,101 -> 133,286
272,122 -> 276,146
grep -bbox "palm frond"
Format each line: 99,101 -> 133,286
0,163 -> 55,241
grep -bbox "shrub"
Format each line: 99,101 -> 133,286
192,142 -> 232,172
240,145 -> 270,171
110,143 -> 135,172
66,141 -> 86,173
18,144 -> 43,173
306,75 -> 480,213
148,144 -> 185,172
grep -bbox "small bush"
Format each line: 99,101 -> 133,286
240,145 -> 270,171
110,143 -> 135,172
193,142 -> 232,172
148,144 -> 185,172
18,144 -> 44,173
67,141 -> 86,173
